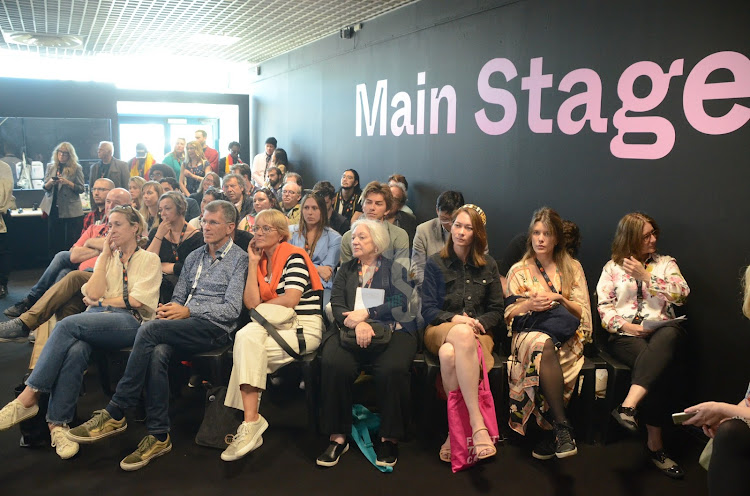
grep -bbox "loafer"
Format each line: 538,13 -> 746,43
316,441 -> 349,467
0,318 -> 30,343
4,298 -> 32,318
375,440 -> 398,467
648,448 -> 685,479
612,404 -> 638,432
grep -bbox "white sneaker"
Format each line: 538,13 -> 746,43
0,399 -> 39,431
50,425 -> 79,459
220,415 -> 268,461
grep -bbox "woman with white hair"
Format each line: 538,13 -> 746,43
316,219 -> 415,468
221,209 -> 324,462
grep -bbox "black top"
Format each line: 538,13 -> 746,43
329,211 -> 350,236
147,227 -> 205,277
421,252 -> 504,334
329,257 -> 416,339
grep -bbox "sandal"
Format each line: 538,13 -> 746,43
439,437 -> 451,463
472,427 -> 497,460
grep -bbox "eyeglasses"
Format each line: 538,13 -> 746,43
57,151 -> 70,156
282,190 -> 298,196
92,187 -> 110,192
642,229 -> 658,241
250,225 -> 277,234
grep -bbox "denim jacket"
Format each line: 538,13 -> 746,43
421,252 -> 504,333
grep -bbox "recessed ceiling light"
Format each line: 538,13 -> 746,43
2,31 -> 85,49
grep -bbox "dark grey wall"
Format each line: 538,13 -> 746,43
251,0 -> 750,401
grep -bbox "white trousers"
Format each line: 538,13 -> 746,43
224,313 -> 323,411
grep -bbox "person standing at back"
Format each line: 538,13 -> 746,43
251,137 -> 277,188
195,130 -> 219,174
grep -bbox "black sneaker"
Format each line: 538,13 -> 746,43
0,318 -> 30,343
648,448 -> 685,479
612,404 -> 638,432
553,421 -> 578,458
316,441 -> 349,467
375,440 -> 398,467
532,435 -> 556,460
4,298 -> 32,318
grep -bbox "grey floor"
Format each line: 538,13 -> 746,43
0,269 -> 710,495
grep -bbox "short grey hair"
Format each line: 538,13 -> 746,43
284,172 -> 303,188
222,173 -> 246,192
98,141 -> 114,152
204,200 -> 237,225
389,181 -> 407,205
351,219 -> 389,255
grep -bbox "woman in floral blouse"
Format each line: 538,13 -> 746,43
505,207 -> 591,460
596,212 -> 690,479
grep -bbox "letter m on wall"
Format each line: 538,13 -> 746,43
356,80 -> 388,136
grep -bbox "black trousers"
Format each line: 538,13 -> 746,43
708,418 -> 750,496
320,331 -> 417,440
47,207 -> 83,258
608,324 -> 686,426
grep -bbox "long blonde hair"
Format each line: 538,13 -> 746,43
51,142 -> 79,177
521,207 -> 575,299
139,181 -> 163,230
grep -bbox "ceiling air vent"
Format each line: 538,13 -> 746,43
2,31 -> 85,49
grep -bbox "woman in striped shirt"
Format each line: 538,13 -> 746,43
222,209 -> 323,462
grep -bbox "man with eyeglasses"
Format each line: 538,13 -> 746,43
68,200 -> 248,471
0,188 -> 132,342
281,181 -> 302,225
89,142 -> 129,203
82,178 -> 115,231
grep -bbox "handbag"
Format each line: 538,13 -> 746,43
506,295 -> 580,346
194,385 -> 244,450
250,304 -> 306,360
338,320 -> 392,354
447,342 -> 501,472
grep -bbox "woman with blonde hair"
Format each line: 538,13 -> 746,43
222,208 -> 323,462
138,181 -> 163,232
129,176 -> 146,209
422,204 -> 503,464
189,171 -> 220,206
597,212 -> 689,478
505,207 -> 591,459
0,205 -> 160,459
179,140 -> 210,194
162,138 -> 186,178
41,142 -> 85,256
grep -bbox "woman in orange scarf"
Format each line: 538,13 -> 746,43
222,209 -> 323,462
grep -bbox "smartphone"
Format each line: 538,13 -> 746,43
51,176 -> 60,181
671,411 -> 697,424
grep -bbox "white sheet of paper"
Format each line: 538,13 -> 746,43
354,287 -> 385,310
642,315 -> 687,331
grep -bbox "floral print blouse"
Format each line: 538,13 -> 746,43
596,253 -> 689,333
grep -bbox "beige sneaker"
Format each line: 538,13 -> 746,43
50,425 -> 79,459
67,409 -> 127,443
220,415 -> 268,461
120,434 -> 172,471
0,399 -> 39,431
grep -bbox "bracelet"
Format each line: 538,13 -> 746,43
155,236 -> 163,241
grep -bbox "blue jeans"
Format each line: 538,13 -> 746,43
25,307 -> 141,425
109,318 -> 228,434
28,250 -> 78,301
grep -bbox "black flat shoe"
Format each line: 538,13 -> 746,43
612,404 -> 639,432
648,448 -> 685,479
316,441 -> 349,467
375,440 -> 398,467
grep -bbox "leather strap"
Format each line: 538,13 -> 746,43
250,308 -> 305,360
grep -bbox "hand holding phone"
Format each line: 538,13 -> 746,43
671,411 -> 697,424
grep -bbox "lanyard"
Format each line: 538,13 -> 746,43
631,257 -> 651,324
169,223 -> 188,262
185,239 -> 233,305
534,258 -> 559,294
358,257 -> 381,288
120,248 -> 143,323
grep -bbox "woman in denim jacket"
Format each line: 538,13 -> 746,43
421,204 -> 503,464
